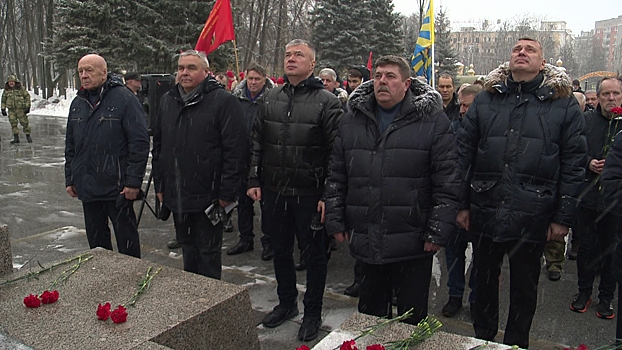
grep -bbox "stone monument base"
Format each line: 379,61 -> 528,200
0,248 -> 259,350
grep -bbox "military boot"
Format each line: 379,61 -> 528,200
26,134 -> 32,143
10,134 -> 19,144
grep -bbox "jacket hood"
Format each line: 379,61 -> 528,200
231,76 -> 275,100
484,62 -> 572,100
347,78 -> 444,118
283,74 -> 324,90
77,74 -> 125,99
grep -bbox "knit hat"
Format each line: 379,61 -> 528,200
125,72 -> 141,81
7,75 -> 17,82
239,72 -> 245,80
226,70 -> 235,78
270,77 -> 277,83
276,77 -> 285,85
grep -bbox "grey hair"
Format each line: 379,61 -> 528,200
285,39 -> 316,60
179,50 -> 210,69
319,68 -> 337,81
596,76 -> 622,96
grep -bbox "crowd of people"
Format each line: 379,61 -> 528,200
42,35 -> 622,348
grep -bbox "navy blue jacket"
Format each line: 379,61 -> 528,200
65,75 -> 149,202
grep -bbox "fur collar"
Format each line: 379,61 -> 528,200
484,62 -> 572,100
347,78 -> 443,117
231,77 -> 275,100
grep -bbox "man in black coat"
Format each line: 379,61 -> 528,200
247,39 -> 342,341
325,55 -> 460,325
457,38 -> 587,348
570,76 -> 622,319
227,63 -> 274,260
152,50 -> 247,280
65,54 -> 149,258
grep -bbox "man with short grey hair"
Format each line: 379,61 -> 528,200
153,50 -> 248,279
319,67 -> 348,109
247,39 -> 342,341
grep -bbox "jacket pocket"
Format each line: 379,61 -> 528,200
518,182 -> 555,214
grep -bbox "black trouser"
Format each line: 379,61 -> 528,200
358,257 -> 433,326
173,212 -> 223,280
472,236 -> 544,349
237,184 -> 271,247
82,199 -> 140,258
261,189 -> 327,319
577,208 -> 618,301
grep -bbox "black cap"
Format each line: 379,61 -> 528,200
349,66 -> 370,81
125,72 -> 141,81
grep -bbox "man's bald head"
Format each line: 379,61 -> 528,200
78,54 -> 108,90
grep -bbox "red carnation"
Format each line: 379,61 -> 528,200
340,339 -> 359,350
576,345 -> 589,350
366,345 -> 385,350
97,302 -> 111,321
611,107 -> 622,116
110,305 -> 128,324
40,290 -> 59,304
23,294 -> 41,308
296,346 -> 310,350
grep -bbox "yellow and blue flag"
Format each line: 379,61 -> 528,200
411,0 -> 434,80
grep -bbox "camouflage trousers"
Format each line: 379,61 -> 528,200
7,110 -> 31,135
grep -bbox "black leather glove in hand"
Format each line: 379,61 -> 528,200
25,108 -> 30,114
1,109 -> 6,116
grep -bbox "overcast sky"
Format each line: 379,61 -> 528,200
392,0 -> 621,35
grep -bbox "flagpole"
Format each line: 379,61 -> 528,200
430,0 -> 435,87
233,39 -> 241,78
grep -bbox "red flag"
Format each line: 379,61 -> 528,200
195,0 -> 235,55
366,51 -> 373,73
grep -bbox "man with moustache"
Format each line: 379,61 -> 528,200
457,38 -> 586,348
247,39 -> 342,341
65,54 -> 149,258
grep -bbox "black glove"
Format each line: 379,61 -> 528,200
1,109 -> 6,116
25,108 -> 30,114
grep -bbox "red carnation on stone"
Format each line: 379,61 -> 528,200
340,339 -> 359,350
110,305 -> 128,324
296,346 -> 310,350
23,294 -> 41,308
611,107 -> 622,116
366,345 -> 385,350
97,302 -> 112,321
40,290 -> 59,304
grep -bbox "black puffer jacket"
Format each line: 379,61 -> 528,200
152,78 -> 248,213
457,63 -> 587,243
248,75 -> 342,196
325,79 -> 460,264
579,106 -> 622,210
65,75 -> 149,202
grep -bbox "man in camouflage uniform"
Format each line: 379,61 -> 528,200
1,75 -> 32,143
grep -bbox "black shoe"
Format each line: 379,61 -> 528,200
295,258 -> 307,271
261,245 -> 274,261
548,271 -> 561,281
227,240 -> 253,255
166,239 -> 180,249
262,305 -> 299,328
223,218 -> 234,232
570,293 -> 592,313
26,134 -> 32,143
344,282 -> 360,297
298,317 -> 321,341
10,134 -> 19,144
442,296 -> 463,317
596,299 -> 615,319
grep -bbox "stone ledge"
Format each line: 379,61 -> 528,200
0,248 -> 259,350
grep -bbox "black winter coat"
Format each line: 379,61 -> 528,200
579,106 -> 622,210
65,75 -> 149,202
248,75 -> 342,197
231,77 -> 275,135
152,78 -> 248,213
458,64 -> 587,243
325,79 -> 461,264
